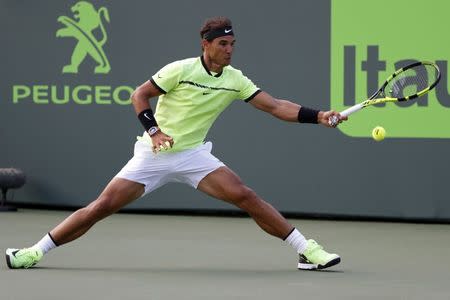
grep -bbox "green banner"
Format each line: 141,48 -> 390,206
331,0 -> 450,138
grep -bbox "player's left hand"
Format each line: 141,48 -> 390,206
318,110 -> 347,128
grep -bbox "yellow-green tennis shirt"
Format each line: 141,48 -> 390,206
143,56 -> 260,152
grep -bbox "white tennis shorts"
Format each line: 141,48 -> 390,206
115,140 -> 225,195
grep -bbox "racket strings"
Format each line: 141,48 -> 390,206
385,64 -> 439,98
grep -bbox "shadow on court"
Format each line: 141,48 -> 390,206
1,209 -> 449,300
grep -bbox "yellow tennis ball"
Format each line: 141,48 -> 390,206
372,126 -> 386,141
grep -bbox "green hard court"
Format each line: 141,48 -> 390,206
1,210 -> 449,300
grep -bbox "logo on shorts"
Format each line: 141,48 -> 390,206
56,1 -> 111,74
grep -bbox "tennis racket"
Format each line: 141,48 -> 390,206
329,61 -> 441,126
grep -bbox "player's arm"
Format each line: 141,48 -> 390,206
131,80 -> 162,113
131,80 -> 174,151
248,91 -> 346,127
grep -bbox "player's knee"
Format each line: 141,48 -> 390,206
85,195 -> 117,221
231,185 -> 258,209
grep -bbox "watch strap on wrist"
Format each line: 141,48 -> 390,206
148,126 -> 160,136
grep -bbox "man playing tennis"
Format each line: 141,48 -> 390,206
6,17 -> 346,270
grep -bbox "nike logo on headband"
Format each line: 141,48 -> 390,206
225,29 -> 232,33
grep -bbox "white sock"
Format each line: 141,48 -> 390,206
32,233 -> 58,255
284,228 -> 308,254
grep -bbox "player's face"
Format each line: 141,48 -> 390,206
205,36 -> 235,67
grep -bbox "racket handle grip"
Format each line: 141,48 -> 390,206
328,103 -> 363,126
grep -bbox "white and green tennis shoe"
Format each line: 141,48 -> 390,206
6,248 -> 43,269
298,239 -> 341,270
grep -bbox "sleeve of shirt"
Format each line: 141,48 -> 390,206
236,71 -> 261,102
150,60 -> 183,94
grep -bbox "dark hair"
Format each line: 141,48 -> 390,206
200,16 -> 232,39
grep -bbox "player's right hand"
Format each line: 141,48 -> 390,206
150,130 -> 174,153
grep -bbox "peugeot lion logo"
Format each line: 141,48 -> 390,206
56,1 -> 111,74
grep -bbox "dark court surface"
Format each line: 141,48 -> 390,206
1,210 -> 449,300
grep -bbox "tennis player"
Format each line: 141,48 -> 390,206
6,17 -> 346,270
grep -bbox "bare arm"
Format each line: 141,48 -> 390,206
131,80 -> 174,152
131,80 -> 163,114
248,91 -> 346,127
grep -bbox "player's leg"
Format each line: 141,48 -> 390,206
197,166 -> 340,270
197,166 -> 293,238
50,177 -> 144,245
6,178 -> 144,269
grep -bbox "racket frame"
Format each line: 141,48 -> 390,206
330,61 -> 441,125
